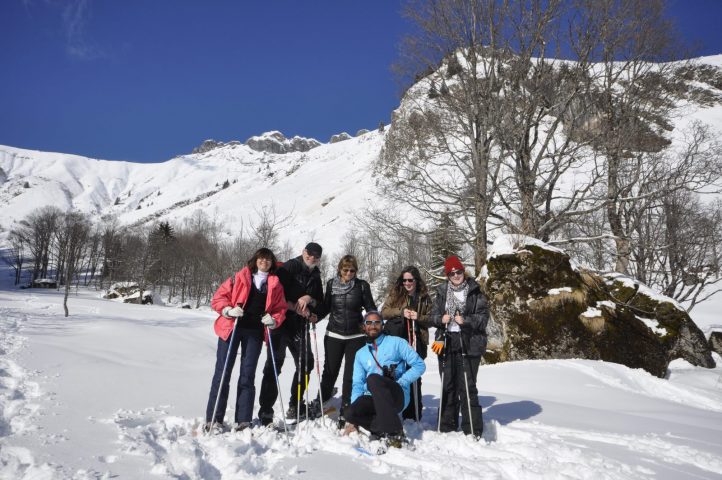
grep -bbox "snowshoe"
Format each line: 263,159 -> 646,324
232,422 -> 252,432
201,421 -> 227,435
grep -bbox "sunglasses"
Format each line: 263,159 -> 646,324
364,320 -> 382,326
402,278 -> 415,283
448,269 -> 464,277
342,268 -> 356,273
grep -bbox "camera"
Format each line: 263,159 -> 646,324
381,363 -> 398,380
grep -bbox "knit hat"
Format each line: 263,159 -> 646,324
304,242 -> 323,257
444,256 -> 464,276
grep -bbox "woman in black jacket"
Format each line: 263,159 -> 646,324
380,266 -> 431,421
430,255 -> 489,438
317,255 -> 376,425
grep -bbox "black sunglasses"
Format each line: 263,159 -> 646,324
342,268 -> 356,273
402,278 -> 415,283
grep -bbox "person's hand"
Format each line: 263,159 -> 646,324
454,313 -> 464,325
431,341 -> 444,355
223,306 -> 243,318
295,303 -> 310,318
309,313 -> 318,324
403,308 -> 418,320
296,295 -> 312,311
262,313 -> 275,329
442,313 -> 451,325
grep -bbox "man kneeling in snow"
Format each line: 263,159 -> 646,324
344,310 -> 426,447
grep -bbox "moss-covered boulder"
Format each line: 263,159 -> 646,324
484,236 -> 714,377
604,273 -> 715,369
710,332 -> 722,357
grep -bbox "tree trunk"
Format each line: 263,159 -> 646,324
63,260 -> 71,317
607,154 -> 630,274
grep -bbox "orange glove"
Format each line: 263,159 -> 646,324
431,341 -> 444,355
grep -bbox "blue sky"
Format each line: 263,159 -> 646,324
2,0 -> 721,163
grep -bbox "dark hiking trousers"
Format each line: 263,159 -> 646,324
403,376 -> 423,421
319,335 -> 366,410
205,328 -> 264,424
345,374 -> 404,435
258,324 -> 314,418
438,345 -> 483,436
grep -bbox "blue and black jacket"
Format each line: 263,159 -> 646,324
351,334 -> 426,410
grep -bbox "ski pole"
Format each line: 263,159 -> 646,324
437,328 -> 447,433
458,325 -> 475,437
411,296 -> 421,423
296,322 -> 304,426
310,321 -> 326,427
208,317 -> 240,436
267,326 -> 291,444
411,320 -> 420,424
304,318 -> 310,426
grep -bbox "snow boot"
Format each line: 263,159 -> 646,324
232,422 -> 252,432
202,421 -> 226,435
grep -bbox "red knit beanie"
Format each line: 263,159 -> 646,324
444,256 -> 464,276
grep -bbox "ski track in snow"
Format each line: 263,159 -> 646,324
0,308 -> 58,479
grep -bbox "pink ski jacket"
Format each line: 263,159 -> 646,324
210,267 -> 287,342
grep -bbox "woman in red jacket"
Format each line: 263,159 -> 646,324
204,248 -> 286,433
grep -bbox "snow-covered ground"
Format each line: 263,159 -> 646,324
1,271 -> 721,480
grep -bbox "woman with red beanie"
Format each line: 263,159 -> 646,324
429,255 -> 488,438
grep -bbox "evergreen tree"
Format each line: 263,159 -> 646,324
428,80 -> 440,99
148,221 -> 176,289
429,212 -> 463,278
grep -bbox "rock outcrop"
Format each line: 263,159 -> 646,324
103,282 -> 153,305
192,139 -> 240,154
329,132 -> 352,144
484,236 -> 714,377
245,131 -> 321,154
709,332 -> 722,356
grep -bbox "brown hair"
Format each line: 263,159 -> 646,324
385,265 -> 428,308
336,254 -> 359,276
246,248 -> 278,274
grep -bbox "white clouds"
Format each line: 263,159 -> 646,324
61,0 -> 105,60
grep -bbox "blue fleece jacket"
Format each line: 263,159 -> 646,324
350,334 -> 426,410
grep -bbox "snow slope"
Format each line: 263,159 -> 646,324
0,130 -> 383,255
1,277 -> 721,479
2,56 -> 722,255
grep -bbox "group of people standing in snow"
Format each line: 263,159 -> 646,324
203,241 -> 489,444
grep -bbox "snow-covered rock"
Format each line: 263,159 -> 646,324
245,131 -> 321,154
484,236 -> 714,376
191,139 -> 234,154
710,331 -> 722,356
329,132 -> 352,144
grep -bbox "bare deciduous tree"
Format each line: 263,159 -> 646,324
60,212 -> 90,316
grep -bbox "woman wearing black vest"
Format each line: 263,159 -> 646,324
317,255 -> 376,426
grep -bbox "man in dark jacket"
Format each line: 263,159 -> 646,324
258,242 -> 324,425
